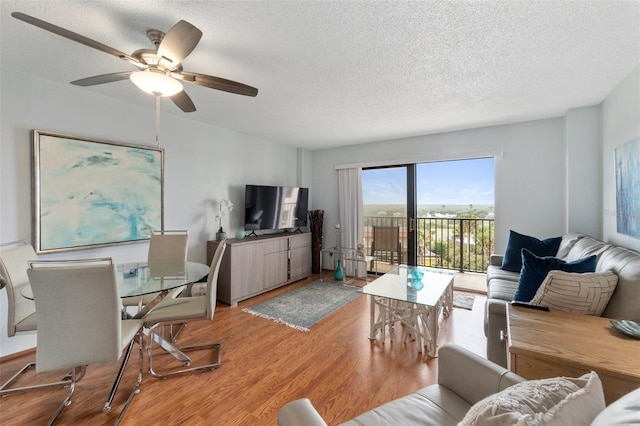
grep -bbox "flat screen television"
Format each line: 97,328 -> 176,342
244,185 -> 309,231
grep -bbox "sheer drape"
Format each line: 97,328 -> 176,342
338,168 -> 363,277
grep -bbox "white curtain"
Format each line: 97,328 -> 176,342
338,168 -> 363,277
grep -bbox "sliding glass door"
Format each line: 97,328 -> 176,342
363,158 -> 495,273
362,166 -> 411,272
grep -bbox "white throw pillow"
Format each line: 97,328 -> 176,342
530,271 -> 618,316
591,387 -> 640,425
459,372 -> 605,426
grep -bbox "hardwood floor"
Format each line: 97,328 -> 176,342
0,274 -> 487,425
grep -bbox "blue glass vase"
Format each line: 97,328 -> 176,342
334,259 -> 344,281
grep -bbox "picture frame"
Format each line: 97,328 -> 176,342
32,130 -> 164,253
615,138 -> 640,240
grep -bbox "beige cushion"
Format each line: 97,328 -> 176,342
591,387 -> 640,425
459,372 -> 605,426
191,282 -> 206,296
530,271 -> 618,316
279,399 -> 328,426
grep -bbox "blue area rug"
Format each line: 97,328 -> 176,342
242,280 -> 362,331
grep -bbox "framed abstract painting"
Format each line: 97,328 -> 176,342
615,138 -> 640,240
32,130 -> 164,253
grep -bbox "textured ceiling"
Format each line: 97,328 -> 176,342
1,1 -> 639,150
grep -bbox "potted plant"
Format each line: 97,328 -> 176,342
215,199 -> 233,241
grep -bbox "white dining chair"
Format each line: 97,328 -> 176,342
27,258 -> 144,425
122,230 -> 189,313
143,240 -> 226,378
0,240 -> 74,396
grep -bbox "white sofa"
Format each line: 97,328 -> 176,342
485,233 -> 640,367
277,344 -> 640,425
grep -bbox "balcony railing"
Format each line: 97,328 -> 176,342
363,216 -> 495,273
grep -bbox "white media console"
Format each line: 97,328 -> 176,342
207,232 -> 312,306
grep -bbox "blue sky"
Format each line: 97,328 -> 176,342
362,158 -> 494,205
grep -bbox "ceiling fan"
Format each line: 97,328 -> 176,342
11,12 -> 258,113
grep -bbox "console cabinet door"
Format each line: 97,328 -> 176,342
229,242 -> 264,300
261,238 -> 288,289
290,234 -> 311,281
209,240 -> 264,305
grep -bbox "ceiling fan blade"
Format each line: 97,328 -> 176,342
11,12 -> 141,65
157,20 -> 202,68
181,71 -> 258,97
171,90 -> 196,113
71,72 -> 132,86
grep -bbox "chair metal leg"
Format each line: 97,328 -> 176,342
103,338 -> 135,412
78,365 -> 88,381
147,326 -> 192,364
0,362 -> 73,396
44,366 -> 86,426
168,323 -> 187,342
147,328 -> 222,379
114,333 -> 143,426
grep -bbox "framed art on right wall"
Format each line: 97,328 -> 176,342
615,138 -> 640,239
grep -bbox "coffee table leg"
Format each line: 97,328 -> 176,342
381,297 -> 388,341
370,296 -> 388,340
414,306 -> 430,355
427,306 -> 438,357
369,295 -> 376,340
444,280 -> 454,317
409,304 -> 423,351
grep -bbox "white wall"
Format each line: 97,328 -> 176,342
601,65 -> 640,252
311,116 -> 591,254
0,69 -> 302,356
566,106 -> 602,235
310,67 -> 640,270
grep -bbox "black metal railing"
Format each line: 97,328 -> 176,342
363,216 -> 495,273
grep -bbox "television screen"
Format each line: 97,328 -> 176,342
244,185 -> 309,231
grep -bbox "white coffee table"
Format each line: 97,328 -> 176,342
361,266 -> 454,357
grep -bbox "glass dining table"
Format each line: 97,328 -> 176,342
22,260 -> 210,361
23,260 -> 209,310
116,260 -> 210,317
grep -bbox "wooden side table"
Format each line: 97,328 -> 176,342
506,304 -> 640,404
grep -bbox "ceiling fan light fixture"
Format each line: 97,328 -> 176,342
130,69 -> 183,97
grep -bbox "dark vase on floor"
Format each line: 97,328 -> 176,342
309,210 -> 324,274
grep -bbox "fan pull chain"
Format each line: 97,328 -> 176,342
155,95 -> 160,147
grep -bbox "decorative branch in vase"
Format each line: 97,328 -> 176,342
309,210 -> 324,274
215,198 -> 233,241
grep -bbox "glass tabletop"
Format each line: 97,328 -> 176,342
321,246 -> 355,256
360,265 -> 454,305
117,261 -> 210,298
21,261 -> 210,300
343,254 -> 375,262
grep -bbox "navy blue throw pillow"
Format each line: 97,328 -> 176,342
501,230 -> 562,272
513,248 -> 597,302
